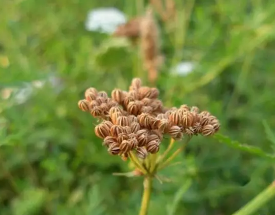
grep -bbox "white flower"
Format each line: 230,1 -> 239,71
85,8 -> 126,34
173,62 -> 195,76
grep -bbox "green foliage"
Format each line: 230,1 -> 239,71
1,0 -> 275,214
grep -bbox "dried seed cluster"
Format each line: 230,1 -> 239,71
78,78 -> 220,160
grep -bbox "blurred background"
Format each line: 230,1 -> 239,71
1,0 -> 275,214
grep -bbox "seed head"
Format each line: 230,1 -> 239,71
78,100 -> 90,111
136,147 -> 148,159
103,136 -> 117,147
111,89 -> 124,103
138,113 -> 153,128
201,124 -> 215,136
110,125 -> 124,137
147,140 -> 160,154
167,125 -> 181,139
108,143 -> 121,155
90,106 -> 103,117
169,111 -> 181,125
95,121 -> 112,139
120,140 -> 132,153
127,101 -> 141,115
85,88 -> 98,101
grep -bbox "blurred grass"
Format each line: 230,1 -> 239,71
1,0 -> 275,214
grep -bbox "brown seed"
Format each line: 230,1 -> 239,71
107,100 -> 118,109
169,111 -> 181,125
181,112 -> 194,127
210,119 -> 220,131
141,106 -> 153,114
108,142 -> 121,155
120,140 -> 132,153
110,111 -> 123,125
100,103 -> 109,113
96,97 -> 107,105
137,134 -> 148,146
200,111 -> 211,117
168,126 -> 181,139
200,115 -> 210,126
130,122 -> 141,133
180,104 -> 190,111
95,122 -> 112,138
129,90 -> 139,99
157,114 -> 168,120
201,124 -> 215,136
127,101 -> 140,115
89,100 -> 99,109
98,91 -> 108,98
78,100 -> 90,111
103,136 -> 117,147
150,100 -> 163,111
116,116 -> 130,126
137,113 -> 152,128
123,126 -> 132,134
136,147 -> 148,159
157,119 -> 169,132
85,88 -> 98,101
131,78 -> 142,89
138,87 -> 151,99
111,89 -> 124,103
110,125 -> 124,137
124,96 -> 135,106
191,106 -> 200,113
148,134 -> 160,142
141,98 -> 152,105
150,118 -> 160,130
147,140 -> 160,154
128,115 -> 138,123
193,122 -> 202,133
117,133 -> 129,143
129,137 -> 138,149
90,106 -> 102,117
148,88 -> 159,99
185,127 -> 195,136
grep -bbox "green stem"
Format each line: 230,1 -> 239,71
129,151 -> 148,175
139,177 -> 153,215
157,138 -> 175,164
232,181 -> 275,215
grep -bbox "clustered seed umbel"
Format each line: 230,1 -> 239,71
78,78 -> 220,160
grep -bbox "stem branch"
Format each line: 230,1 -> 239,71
232,181 -> 275,215
139,177 -> 153,215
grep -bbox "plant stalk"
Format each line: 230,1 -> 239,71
232,181 -> 275,215
139,176 -> 153,215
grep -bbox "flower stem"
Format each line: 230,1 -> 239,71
129,151 -> 148,175
157,138 -> 175,164
139,176 -> 153,215
232,181 -> 275,215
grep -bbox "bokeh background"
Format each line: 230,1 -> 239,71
1,0 -> 275,214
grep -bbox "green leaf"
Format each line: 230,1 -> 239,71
214,133 -> 275,161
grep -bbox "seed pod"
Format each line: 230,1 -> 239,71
201,124 -> 215,136
109,106 -> 122,115
200,111 -> 210,117
111,89 -> 124,103
185,127 -> 195,136
116,116 -> 130,126
110,125 -> 124,137
128,115 -> 138,124
85,88 -> 98,101
110,111 -> 123,125
152,129 -> 163,140
129,90 -> 139,99
100,103 -> 109,113
98,91 -> 108,98
168,126 -> 181,138
123,126 -> 132,134
148,134 -> 160,142
169,111 -> 181,125
137,134 -> 148,146
157,114 -> 167,120
180,104 -> 190,111
150,118 -> 160,129
124,96 -> 135,106
131,78 -> 142,90
90,106 -> 102,117
117,133 -> 129,143
157,119 -> 169,132
200,115 -> 210,126
193,122 -> 202,133
129,137 -> 138,149
147,140 -> 160,154
141,106 -> 153,114
181,111 -> 194,127
141,98 -> 151,106
107,100 -> 118,109
127,101 -> 140,115
95,122 -> 112,138
137,113 -> 152,128
136,147 -> 148,159
150,100 -> 163,111
96,97 -> 107,105
120,140 -> 132,153
103,136 -> 117,147
89,100 -> 99,109
108,142 -> 120,155
210,119 -> 220,131
138,87 -> 151,99
78,100 -> 90,111
148,88 -> 159,99
191,106 -> 200,113
130,122 -> 140,133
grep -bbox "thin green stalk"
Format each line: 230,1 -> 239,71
157,138 -> 175,164
158,136 -> 191,170
232,181 -> 275,215
129,151 -> 148,175
139,176 -> 153,215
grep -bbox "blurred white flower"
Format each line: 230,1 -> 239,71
85,8 -> 126,34
173,61 -> 195,76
